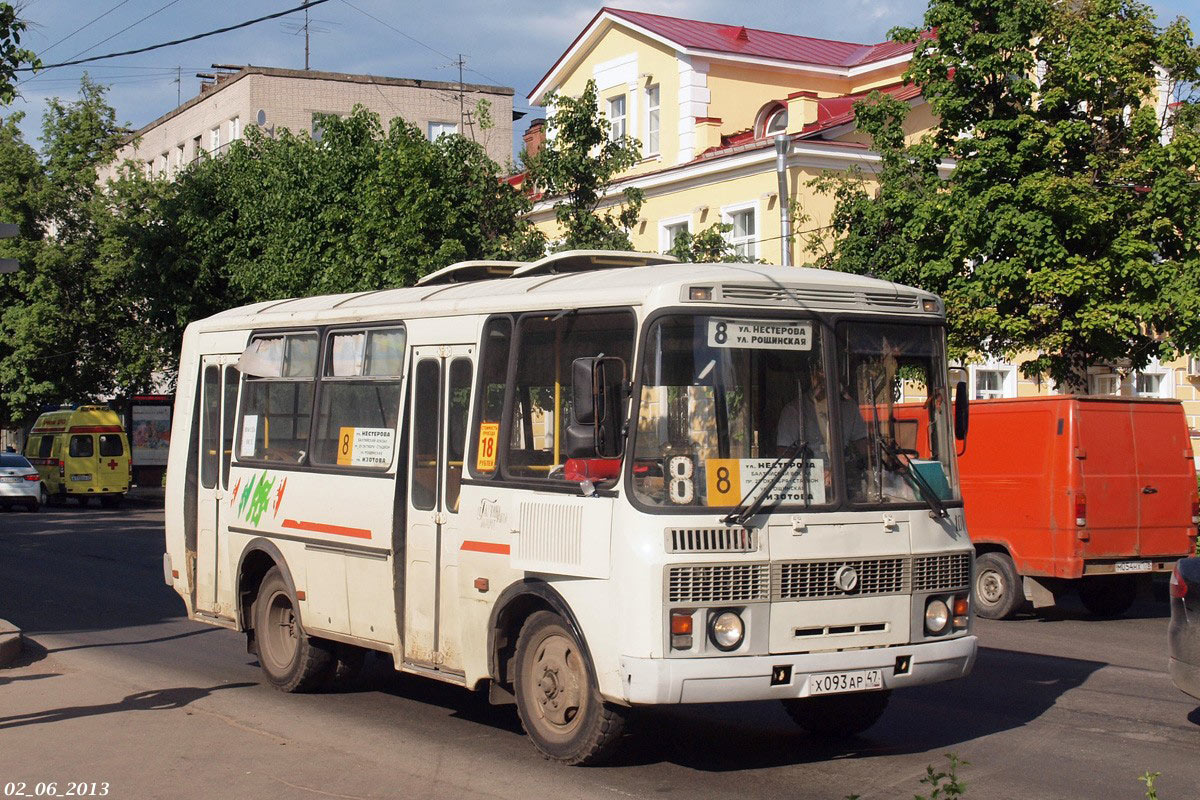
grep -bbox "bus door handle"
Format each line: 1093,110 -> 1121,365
1141,486 -> 1158,495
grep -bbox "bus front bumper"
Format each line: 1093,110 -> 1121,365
618,635 -> 977,705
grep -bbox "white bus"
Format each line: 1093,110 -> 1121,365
164,251 -> 977,765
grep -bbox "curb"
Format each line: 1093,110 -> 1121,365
0,618 -> 21,667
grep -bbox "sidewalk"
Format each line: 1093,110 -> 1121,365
125,485 -> 164,507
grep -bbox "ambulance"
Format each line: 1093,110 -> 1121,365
26,405 -> 132,506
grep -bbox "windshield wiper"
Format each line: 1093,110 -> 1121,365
878,438 -> 949,519
723,441 -> 811,527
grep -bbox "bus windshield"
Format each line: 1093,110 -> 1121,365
631,314 -> 961,512
836,321 -> 960,506
632,313 -> 834,510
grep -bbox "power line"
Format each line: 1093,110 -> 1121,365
54,0 -> 186,70
36,0 -> 137,57
337,0 -> 454,64
15,0 -> 332,72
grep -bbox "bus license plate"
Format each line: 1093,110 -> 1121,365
808,669 -> 883,695
1114,561 -> 1151,573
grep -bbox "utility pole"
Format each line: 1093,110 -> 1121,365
304,1 -> 311,70
173,66 -> 181,106
1,222 -> 20,274
457,53 -> 465,131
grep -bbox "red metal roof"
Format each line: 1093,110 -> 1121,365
803,82 -> 923,135
603,7 -> 917,68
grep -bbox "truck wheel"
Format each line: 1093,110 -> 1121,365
1078,575 -> 1137,618
253,566 -> 333,692
974,552 -> 1023,619
782,689 -> 891,738
39,484 -> 48,508
512,610 -> 626,765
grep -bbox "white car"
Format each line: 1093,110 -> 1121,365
0,452 -> 46,511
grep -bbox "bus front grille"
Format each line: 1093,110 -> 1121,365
666,527 -> 758,554
667,563 -> 770,603
773,557 -> 909,600
912,552 -> 972,592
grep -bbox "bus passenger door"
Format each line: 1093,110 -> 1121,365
404,344 -> 474,671
195,355 -> 240,617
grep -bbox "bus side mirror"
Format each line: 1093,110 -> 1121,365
954,380 -> 969,440
567,356 -> 628,459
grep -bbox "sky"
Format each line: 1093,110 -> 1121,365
7,0 -> 1200,161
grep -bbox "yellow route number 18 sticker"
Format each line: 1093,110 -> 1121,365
476,422 -> 500,472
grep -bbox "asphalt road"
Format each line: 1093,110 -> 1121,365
1,503 -> 1198,800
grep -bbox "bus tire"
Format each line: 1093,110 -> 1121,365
974,551 -> 1023,619
1078,575 -> 1136,618
253,566 -> 333,693
782,689 -> 891,738
513,610 -> 625,765
325,643 -> 368,691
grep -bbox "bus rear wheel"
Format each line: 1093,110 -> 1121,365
253,566 -> 333,693
513,610 -> 626,765
782,689 -> 891,739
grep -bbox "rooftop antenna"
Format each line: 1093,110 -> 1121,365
172,65 -> 181,106
281,2 -> 337,70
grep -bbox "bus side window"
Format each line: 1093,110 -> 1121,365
504,310 -> 635,482
222,365 -> 240,487
312,327 -> 405,468
444,357 -> 473,511
201,365 -> 220,489
469,317 -> 512,478
237,333 -> 318,464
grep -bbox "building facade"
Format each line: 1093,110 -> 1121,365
102,65 -> 516,182
527,7 -> 1200,467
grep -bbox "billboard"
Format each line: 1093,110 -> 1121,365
131,404 -> 171,466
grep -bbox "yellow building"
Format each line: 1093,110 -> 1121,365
527,7 -> 1200,466
526,7 -> 939,263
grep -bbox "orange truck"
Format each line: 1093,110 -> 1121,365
956,396 -> 1199,618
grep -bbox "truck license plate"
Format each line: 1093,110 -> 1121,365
70,474 -> 92,482
1114,560 -> 1151,573
808,669 -> 883,695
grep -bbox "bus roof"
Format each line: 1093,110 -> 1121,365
194,261 -> 941,333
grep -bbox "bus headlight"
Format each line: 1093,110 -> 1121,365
924,598 -> 950,635
709,610 -> 744,651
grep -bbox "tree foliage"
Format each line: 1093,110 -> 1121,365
810,0 -> 1200,389
523,79 -> 645,251
0,91 -> 545,426
666,222 -> 755,263
0,3 -> 38,105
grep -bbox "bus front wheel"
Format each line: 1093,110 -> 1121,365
782,689 -> 891,738
512,610 -> 626,765
253,566 -> 333,693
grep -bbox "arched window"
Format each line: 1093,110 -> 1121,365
756,103 -> 788,138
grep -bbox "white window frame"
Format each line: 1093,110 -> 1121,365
428,121 -> 458,140
645,84 -> 660,155
229,116 -> 241,142
1087,372 -> 1122,396
210,126 -> 221,153
721,201 -> 758,260
174,144 -> 185,172
969,364 -> 1017,400
1133,359 -> 1173,399
658,214 -> 691,253
607,94 -> 627,142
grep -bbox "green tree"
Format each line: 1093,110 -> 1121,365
523,79 -> 645,251
666,222 -> 754,263
811,0 -> 1200,389
0,77 -> 127,423
0,3 -> 39,104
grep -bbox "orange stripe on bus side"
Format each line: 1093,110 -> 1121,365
281,519 -> 373,539
461,540 -> 510,555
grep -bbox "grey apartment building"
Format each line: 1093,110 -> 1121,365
102,65 -> 516,181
